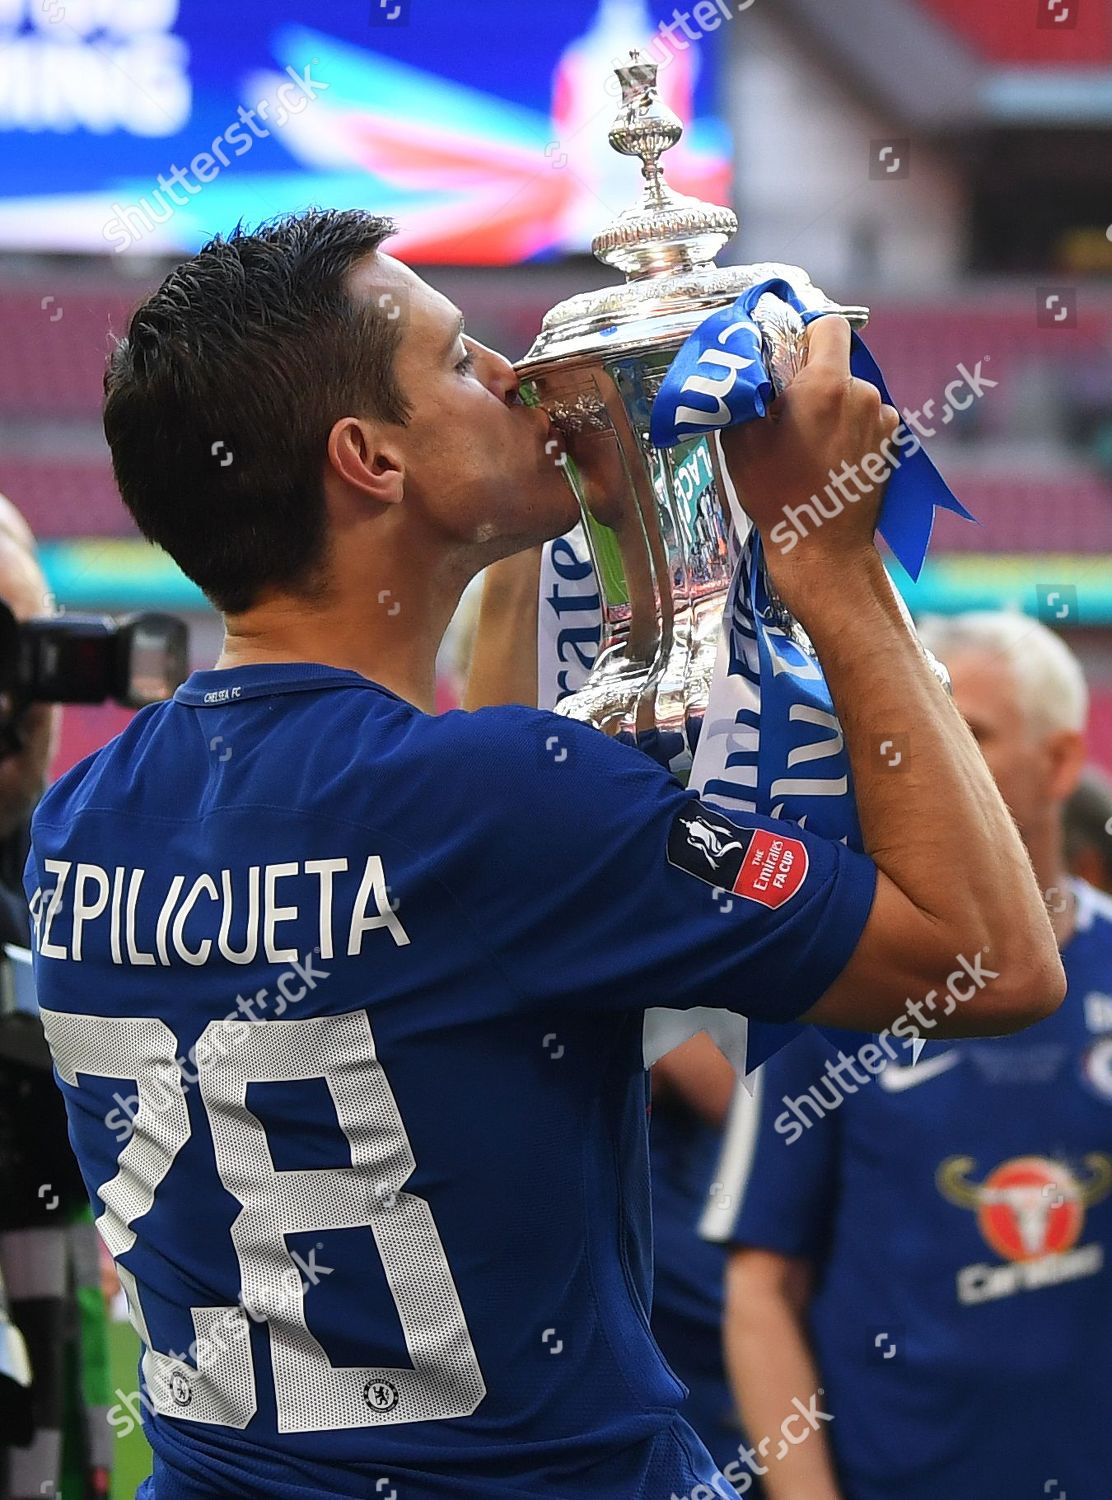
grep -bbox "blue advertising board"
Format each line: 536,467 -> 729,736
0,0 -> 732,261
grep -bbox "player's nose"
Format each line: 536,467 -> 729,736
475,341 -> 522,405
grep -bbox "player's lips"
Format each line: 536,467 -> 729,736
531,404 -> 565,452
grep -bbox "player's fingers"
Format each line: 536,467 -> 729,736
801,315 -> 852,375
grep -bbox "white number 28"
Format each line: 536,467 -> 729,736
40,1008 -> 486,1433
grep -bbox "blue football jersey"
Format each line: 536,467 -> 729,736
26,662 -> 875,1500
718,878 -> 1112,1500
649,1099 -> 739,1468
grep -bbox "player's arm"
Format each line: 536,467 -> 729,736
723,1249 -> 843,1500
721,317 -> 1064,1036
462,546 -> 542,711
711,1042 -> 842,1496
651,1032 -> 735,1127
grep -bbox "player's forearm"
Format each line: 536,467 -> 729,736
778,543 -> 1062,1013
462,547 -> 542,711
724,1273 -> 842,1500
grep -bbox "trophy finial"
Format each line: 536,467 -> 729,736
614,47 -> 657,104
609,49 -> 683,201
594,47 -> 737,279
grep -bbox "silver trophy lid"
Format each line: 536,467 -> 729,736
519,50 -> 867,370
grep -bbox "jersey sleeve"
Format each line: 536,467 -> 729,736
451,706 -> 877,1026
713,1032 -> 842,1260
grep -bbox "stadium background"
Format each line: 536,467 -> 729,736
1,0 -> 1109,1490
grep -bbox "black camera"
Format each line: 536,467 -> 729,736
0,604 -> 187,719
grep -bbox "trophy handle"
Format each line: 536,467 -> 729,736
520,368 -> 672,740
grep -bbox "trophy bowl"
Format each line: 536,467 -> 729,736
516,50 -> 869,771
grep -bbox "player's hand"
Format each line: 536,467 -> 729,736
720,316 -> 900,578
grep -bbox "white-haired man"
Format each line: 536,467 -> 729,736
713,611 -> 1112,1500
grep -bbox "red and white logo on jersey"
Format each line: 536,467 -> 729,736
730,828 -> 809,910
938,1153 -> 1112,1305
667,805 -> 809,910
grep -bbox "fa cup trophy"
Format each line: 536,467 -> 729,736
516,51 -> 869,768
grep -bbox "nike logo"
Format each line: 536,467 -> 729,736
878,1051 -> 961,1093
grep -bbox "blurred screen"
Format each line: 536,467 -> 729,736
0,0 -> 730,262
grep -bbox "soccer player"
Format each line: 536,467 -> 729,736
717,612 -> 1112,1500
26,211 -> 1061,1500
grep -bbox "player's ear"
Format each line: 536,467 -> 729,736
327,416 -> 404,508
1046,727 -> 1087,804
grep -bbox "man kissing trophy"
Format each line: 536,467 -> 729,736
517,50 -> 967,1073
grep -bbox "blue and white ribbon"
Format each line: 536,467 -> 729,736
650,276 -> 973,581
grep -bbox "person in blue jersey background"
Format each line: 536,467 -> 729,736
26,211 -> 1065,1500
717,612 -> 1112,1500
648,1036 -> 743,1468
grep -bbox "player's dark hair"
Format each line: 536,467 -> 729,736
103,209 -> 409,615
1064,765 -> 1112,888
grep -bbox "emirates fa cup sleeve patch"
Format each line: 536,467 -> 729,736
667,803 -> 809,910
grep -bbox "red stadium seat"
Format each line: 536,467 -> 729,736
0,456 -> 131,538
930,470 -> 1112,553
0,285 -> 143,419
3,279 -> 1112,559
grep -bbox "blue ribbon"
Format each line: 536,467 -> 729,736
650,277 -> 975,580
